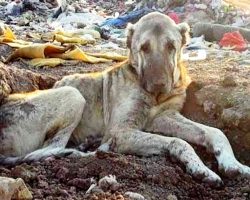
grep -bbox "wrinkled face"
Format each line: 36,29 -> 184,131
127,12 -> 189,96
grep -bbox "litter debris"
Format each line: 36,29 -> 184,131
53,32 -> 95,45
101,8 -> 153,28
5,1 -> 23,16
0,24 -> 126,67
219,31 -> 248,51
186,35 -> 208,50
49,12 -> 105,30
95,42 -> 126,50
183,49 -> 207,61
167,12 -> 180,24
192,23 -> 250,42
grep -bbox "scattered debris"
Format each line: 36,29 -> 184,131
186,35 -> 208,50
192,23 -> 250,42
219,31 -> 247,51
183,49 -> 207,61
101,8 -> 153,28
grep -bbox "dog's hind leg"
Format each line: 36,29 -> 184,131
0,86 -> 85,164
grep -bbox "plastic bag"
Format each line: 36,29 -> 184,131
219,31 -> 247,51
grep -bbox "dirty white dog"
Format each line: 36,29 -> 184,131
1,12 -> 250,185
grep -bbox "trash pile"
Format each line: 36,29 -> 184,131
84,0 -> 250,28
0,0 -> 249,66
1,0 -> 250,28
0,23 -> 127,67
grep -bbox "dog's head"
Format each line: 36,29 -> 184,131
127,12 -> 189,96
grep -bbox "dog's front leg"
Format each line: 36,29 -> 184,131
108,129 -> 222,185
146,110 -> 250,178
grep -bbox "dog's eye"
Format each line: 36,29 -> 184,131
140,41 -> 150,53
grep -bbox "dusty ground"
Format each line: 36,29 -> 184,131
0,47 -> 250,199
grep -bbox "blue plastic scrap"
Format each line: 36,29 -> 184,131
101,8 -> 154,28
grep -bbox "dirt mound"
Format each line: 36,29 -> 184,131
0,151 -> 249,200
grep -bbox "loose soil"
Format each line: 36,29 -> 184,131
1,151 -> 250,200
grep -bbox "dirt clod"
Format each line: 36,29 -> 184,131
222,75 -> 237,87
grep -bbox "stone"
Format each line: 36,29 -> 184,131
68,178 -> 92,190
167,194 -> 178,200
203,100 -> 216,114
11,165 -> 36,182
98,175 -> 119,191
222,75 -> 237,87
221,104 -> 250,132
38,180 -> 49,188
0,177 -> 32,200
125,191 -> 145,200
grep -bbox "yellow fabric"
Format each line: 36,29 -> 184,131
54,34 -> 91,45
5,43 -> 71,62
0,24 -> 127,67
0,24 -> 32,47
55,29 -> 100,39
87,52 -> 128,61
0,24 -> 16,40
27,58 -> 66,68
51,46 -> 111,63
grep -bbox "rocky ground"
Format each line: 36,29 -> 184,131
1,151 -> 250,200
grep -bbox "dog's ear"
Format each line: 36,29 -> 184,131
126,23 -> 135,49
178,22 -> 190,46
